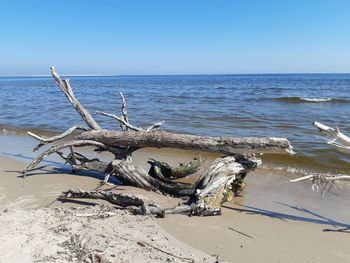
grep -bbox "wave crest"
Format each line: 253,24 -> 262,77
274,96 -> 348,103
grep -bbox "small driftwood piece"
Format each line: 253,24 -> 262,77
137,241 -> 194,263
61,189 -> 166,217
21,66 -> 294,216
290,173 -> 350,194
290,121 -> 350,195
314,121 -> 350,153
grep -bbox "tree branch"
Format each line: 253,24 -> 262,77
27,124 -> 90,151
21,140 -> 124,177
96,111 -> 143,131
50,66 -> 101,130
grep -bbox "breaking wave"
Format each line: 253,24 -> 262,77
273,96 -> 349,103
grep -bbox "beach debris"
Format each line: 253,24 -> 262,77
313,121 -> 350,153
228,227 -> 253,238
136,241 -> 195,262
20,66 -> 294,216
60,189 -> 166,217
289,121 -> 350,194
290,173 -> 350,195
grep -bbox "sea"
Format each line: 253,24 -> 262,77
1,73 -> 350,176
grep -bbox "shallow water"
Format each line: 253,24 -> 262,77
1,73 -> 350,174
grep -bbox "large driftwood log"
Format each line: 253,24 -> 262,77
77,130 -> 294,155
21,66 -> 294,216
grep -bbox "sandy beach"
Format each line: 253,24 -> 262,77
2,1 -> 350,262
0,135 -> 216,263
0,134 -> 350,262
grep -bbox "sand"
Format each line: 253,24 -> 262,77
0,206 -> 214,263
159,170 -> 350,262
0,136 -> 216,263
1,134 -> 350,262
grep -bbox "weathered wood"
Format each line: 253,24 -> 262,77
290,173 -> 350,195
96,111 -> 144,131
111,159 -> 196,196
314,121 -> 350,153
60,156 -> 261,217
193,155 -> 260,215
50,66 -> 101,130
27,125 -> 90,151
119,92 -> 129,131
21,140 -> 123,177
148,158 -> 203,180
21,67 -> 295,216
97,110 -> 164,132
113,156 -> 261,215
60,189 -> 165,217
77,130 -> 294,155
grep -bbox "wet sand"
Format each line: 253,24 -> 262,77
1,134 -> 350,262
159,170 -> 350,262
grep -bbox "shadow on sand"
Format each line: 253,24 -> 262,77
222,202 -> 350,233
1,151 -> 120,182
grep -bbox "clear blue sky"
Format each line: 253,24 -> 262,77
1,0 -> 349,75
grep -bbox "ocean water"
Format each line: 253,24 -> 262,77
1,73 -> 350,175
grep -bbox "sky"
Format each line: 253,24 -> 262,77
0,0 -> 349,75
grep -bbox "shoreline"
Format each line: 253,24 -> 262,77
1,134 -> 350,262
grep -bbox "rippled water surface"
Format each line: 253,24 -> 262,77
1,74 -> 350,174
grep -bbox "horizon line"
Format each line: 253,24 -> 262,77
1,72 -> 350,78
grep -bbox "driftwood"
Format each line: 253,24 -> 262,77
148,157 -> 203,180
290,173 -> 350,195
21,66 -> 293,216
290,121 -> 350,194
77,130 -> 294,155
314,121 -> 350,153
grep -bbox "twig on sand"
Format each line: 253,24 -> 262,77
228,227 -> 253,238
75,211 -> 118,219
137,241 -> 195,262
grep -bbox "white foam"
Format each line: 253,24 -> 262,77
300,97 -> 333,102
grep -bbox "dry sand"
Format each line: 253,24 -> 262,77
0,205 -> 214,263
1,134 -> 350,262
0,150 -> 216,262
